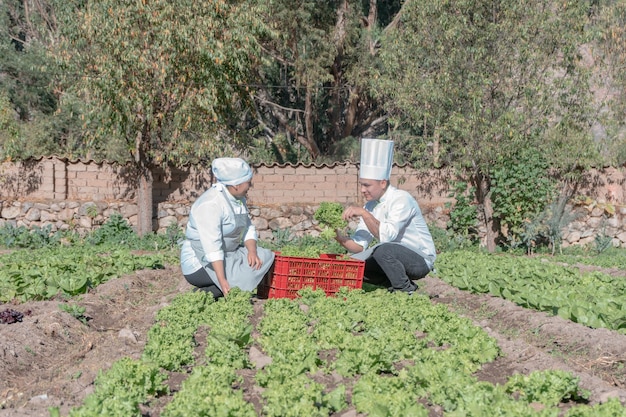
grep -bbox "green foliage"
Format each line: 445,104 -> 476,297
0,246 -> 165,302
429,223 -> 477,253
57,265 -> 626,415
314,202 -> 348,240
68,357 -> 168,417
142,290 -> 215,371
519,192 -> 582,255
250,0 -> 370,161
446,179 -> 478,242
565,398 -> 626,417
371,0 -> 596,250
162,365 -> 256,417
314,202 -> 347,229
162,221 -> 185,248
0,0 -> 85,161
0,223 -> 63,249
264,234 -> 347,258
592,1 -> 626,166
268,228 -> 295,248
58,303 -> 88,325
56,0 -> 267,166
436,250 -> 626,333
505,370 -> 588,407
594,216 -> 614,254
0,90 -> 20,160
86,213 -> 136,246
552,245 -> 626,269
490,148 -> 556,248
157,289 -> 257,416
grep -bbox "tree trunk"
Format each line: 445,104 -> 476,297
330,0 -> 348,140
474,172 -> 498,252
299,85 -> 320,158
136,162 -> 154,237
433,126 -> 441,168
134,121 -> 154,237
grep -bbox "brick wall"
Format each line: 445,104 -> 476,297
2,157 -> 626,248
0,158 -> 453,207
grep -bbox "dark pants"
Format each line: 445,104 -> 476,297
364,243 -> 431,292
184,268 -> 224,299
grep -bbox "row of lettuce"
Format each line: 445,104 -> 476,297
57,287 -> 626,416
435,250 -> 626,335
0,245 -> 174,302
2,242 -> 624,337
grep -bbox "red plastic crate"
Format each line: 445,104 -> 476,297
257,253 -> 365,299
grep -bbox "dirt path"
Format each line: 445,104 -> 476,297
1,265 -> 625,416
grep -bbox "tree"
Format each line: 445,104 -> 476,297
56,0 -> 267,235
592,0 -> 626,165
0,0 -> 83,160
247,0 -> 403,163
369,0 -> 599,251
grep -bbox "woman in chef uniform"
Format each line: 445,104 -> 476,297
180,157 -> 274,298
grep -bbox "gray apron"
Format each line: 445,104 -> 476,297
190,191 -> 273,292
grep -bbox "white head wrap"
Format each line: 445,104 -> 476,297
359,139 -> 394,180
211,157 -> 253,186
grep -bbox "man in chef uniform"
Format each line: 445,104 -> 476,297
335,139 -> 436,293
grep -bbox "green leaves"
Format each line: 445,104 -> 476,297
372,0 -> 596,249
314,202 -> 348,240
68,357 -> 168,417
505,370 -> 588,407
0,246 -> 168,302
436,250 -> 626,334
58,0 -> 266,165
61,278 -> 625,415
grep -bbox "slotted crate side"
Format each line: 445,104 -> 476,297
257,254 -> 365,299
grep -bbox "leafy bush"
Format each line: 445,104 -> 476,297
86,213 -> 137,246
490,148 -> 556,249
446,179 -> 479,243
429,223 -> 478,253
0,223 -> 66,249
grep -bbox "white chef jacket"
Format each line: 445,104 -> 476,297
351,185 -> 436,269
180,183 -> 257,275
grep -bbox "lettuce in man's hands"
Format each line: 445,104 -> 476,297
314,202 -> 348,240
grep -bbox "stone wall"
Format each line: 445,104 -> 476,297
1,157 -> 625,248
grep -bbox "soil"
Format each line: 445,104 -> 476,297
1,262 -> 625,417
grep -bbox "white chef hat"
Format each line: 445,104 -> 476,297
211,157 -> 253,186
359,138 -> 394,180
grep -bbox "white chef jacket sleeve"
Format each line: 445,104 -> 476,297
193,198 -> 226,262
351,217 -> 373,252
378,194 -> 416,243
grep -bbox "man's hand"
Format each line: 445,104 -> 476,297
334,228 -> 350,245
334,228 -> 364,253
342,206 -> 365,221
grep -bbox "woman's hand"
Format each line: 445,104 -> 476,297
220,280 -> 231,296
248,252 -> 263,270
244,240 -> 263,270
212,260 -> 230,296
